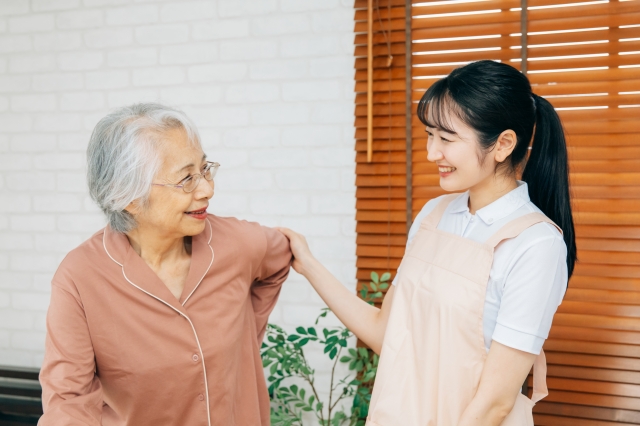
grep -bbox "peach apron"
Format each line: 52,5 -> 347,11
367,194 -> 558,426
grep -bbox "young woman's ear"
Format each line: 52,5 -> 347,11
494,129 -> 518,163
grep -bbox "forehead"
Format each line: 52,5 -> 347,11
156,127 -> 204,172
426,103 -> 478,141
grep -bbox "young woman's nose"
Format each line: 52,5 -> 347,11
427,139 -> 444,162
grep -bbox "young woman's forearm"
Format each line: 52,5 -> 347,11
458,341 -> 537,426
301,257 -> 392,354
457,398 -> 512,426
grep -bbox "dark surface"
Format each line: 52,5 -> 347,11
0,367 -> 41,426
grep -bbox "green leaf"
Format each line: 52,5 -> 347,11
371,271 -> 379,284
338,339 -> 347,347
290,384 -> 298,394
287,335 -> 300,341
329,347 -> 338,359
326,336 -> 338,344
339,355 -> 351,362
298,338 -> 309,346
307,327 -> 317,337
295,327 -> 307,335
380,272 -> 391,282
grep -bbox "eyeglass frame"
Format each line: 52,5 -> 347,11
152,161 -> 220,193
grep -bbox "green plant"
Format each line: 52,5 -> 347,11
261,271 -> 391,426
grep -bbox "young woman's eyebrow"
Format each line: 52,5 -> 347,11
425,121 -> 458,136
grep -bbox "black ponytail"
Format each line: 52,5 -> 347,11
417,60 -> 577,279
523,95 -> 576,278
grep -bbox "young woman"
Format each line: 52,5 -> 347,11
278,60 -> 576,426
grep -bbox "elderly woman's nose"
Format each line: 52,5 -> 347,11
196,175 -> 214,198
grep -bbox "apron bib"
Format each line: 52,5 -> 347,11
367,194 -> 557,426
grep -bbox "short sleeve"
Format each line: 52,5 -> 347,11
250,226 -> 292,342
492,230 -> 568,354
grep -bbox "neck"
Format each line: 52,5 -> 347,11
467,172 -> 518,214
126,226 -> 188,268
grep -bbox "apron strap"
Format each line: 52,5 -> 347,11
531,349 -> 549,404
420,193 -> 460,230
484,213 -> 563,249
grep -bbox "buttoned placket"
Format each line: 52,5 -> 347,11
102,220 -> 215,426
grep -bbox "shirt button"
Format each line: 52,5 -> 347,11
192,354 -> 199,362
198,394 -> 204,401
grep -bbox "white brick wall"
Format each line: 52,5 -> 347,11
0,1 -> 357,409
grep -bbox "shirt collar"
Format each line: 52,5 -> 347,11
447,181 -> 530,225
476,181 -> 530,225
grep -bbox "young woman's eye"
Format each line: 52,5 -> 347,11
426,130 -> 433,137
441,137 -> 452,143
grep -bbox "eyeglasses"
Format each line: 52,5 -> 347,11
152,161 -> 220,193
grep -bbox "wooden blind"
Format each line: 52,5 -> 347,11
355,0 -> 640,423
354,0 -> 409,288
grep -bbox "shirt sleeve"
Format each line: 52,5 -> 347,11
251,226 -> 292,343
492,230 -> 568,355
39,282 -> 103,426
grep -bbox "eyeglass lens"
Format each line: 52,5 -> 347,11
182,163 -> 217,193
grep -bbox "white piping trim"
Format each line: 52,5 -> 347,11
182,219 -> 214,306
103,231 -> 212,426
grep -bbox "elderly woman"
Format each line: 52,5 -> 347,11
39,103 -> 292,426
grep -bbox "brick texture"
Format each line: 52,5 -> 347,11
0,1 -> 357,412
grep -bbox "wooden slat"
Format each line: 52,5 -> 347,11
534,401 -> 640,425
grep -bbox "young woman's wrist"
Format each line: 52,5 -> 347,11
297,254 -> 321,278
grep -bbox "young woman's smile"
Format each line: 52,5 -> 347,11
437,164 -> 457,177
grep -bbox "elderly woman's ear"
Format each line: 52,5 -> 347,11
124,200 -> 142,217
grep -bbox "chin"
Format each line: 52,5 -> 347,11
182,221 -> 207,237
439,178 -> 465,193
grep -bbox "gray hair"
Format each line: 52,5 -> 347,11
87,103 -> 201,233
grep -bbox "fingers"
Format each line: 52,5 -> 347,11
274,226 -> 291,236
275,227 -> 304,243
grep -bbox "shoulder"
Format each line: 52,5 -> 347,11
52,228 -> 108,293
514,202 -> 565,246
496,203 -> 567,278
206,214 -> 262,236
206,214 -> 271,253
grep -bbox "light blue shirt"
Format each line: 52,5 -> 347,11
393,181 -> 567,354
